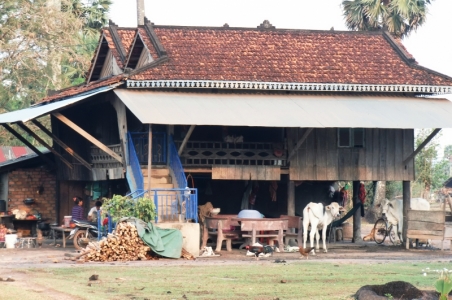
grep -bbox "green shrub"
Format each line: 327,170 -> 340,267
102,194 -> 156,223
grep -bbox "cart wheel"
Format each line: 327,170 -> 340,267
373,218 -> 387,244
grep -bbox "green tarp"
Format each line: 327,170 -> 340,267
119,217 -> 183,259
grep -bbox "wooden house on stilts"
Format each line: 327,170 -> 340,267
1,17 -> 452,251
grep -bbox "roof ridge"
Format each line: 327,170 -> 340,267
382,31 -> 452,82
143,17 -> 167,56
108,20 -> 128,63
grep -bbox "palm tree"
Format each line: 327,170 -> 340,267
342,0 -> 433,39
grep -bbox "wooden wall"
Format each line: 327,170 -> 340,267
52,93 -> 120,181
288,128 -> 414,181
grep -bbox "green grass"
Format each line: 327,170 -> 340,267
5,261 -> 451,300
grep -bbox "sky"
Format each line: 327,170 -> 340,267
109,0 -> 452,157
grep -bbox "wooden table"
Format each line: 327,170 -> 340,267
231,217 -> 288,252
50,226 -> 73,248
13,219 -> 38,237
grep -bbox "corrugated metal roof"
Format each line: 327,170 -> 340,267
0,85 -> 117,124
114,90 -> 452,128
0,147 -> 50,167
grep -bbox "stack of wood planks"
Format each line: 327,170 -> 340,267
78,222 -> 157,262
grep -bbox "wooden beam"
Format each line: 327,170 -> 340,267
287,181 -> 295,216
403,128 -> 441,165
352,181 -> 362,242
178,125 -> 195,156
402,181 -> 411,249
31,120 -> 92,170
287,128 -> 313,161
1,124 -> 55,168
111,96 -> 128,165
52,112 -> 123,164
16,122 -> 73,169
147,124 -> 152,191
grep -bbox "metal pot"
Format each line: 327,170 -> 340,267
23,198 -> 35,205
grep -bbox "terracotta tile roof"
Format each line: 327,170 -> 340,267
103,30 -> 125,68
117,29 -> 136,54
137,28 -> 160,59
39,75 -> 124,103
126,27 -> 452,86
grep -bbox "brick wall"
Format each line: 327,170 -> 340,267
8,168 -> 57,223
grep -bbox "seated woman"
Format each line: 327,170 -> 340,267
71,197 -> 85,222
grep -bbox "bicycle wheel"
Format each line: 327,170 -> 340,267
373,218 -> 387,244
388,226 -> 397,245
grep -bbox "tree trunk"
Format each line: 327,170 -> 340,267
367,181 -> 386,223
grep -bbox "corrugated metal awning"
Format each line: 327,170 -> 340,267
0,85 -> 117,124
114,90 -> 452,128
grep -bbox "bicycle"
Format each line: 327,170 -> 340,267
373,216 -> 397,245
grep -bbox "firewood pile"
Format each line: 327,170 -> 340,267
74,221 -> 195,262
77,222 -> 157,262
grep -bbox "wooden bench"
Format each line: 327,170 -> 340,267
280,215 -> 302,246
235,218 -> 288,252
202,216 -> 240,252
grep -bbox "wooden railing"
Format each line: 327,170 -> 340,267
175,140 -> 287,166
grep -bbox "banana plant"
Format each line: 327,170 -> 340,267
435,271 -> 452,300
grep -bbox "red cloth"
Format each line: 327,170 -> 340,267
103,218 -> 108,226
358,183 -> 366,204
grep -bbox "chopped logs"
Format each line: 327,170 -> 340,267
79,222 -> 155,262
76,221 -> 195,262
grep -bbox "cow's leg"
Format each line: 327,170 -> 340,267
309,219 -> 319,251
302,217 -> 309,249
322,225 -> 328,252
396,224 -> 403,244
315,227 -> 321,251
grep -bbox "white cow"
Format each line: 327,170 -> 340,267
377,198 -> 430,243
302,202 -> 344,253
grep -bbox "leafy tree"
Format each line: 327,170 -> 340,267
0,0 -> 110,145
413,129 -> 442,199
341,0 -> 433,39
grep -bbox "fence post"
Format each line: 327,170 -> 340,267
154,190 -> 158,223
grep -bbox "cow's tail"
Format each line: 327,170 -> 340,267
308,203 -> 325,220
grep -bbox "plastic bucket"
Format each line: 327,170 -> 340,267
64,216 -> 72,227
5,234 -> 17,248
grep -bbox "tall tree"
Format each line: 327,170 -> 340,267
0,0 -> 110,145
341,0 -> 433,39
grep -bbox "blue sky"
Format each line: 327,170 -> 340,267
109,0 -> 452,156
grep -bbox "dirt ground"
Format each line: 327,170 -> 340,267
0,223 -> 450,268
0,223 -> 451,300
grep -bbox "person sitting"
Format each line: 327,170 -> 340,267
71,198 -> 85,222
88,200 -> 102,224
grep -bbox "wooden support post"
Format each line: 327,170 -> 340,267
403,181 -> 410,248
111,96 -> 128,165
147,124 -> 152,192
403,128 -> 441,165
178,125 -> 195,156
31,120 -> 92,170
1,124 -> 55,168
52,112 -> 123,164
287,128 -> 313,161
352,181 -> 361,242
16,122 -> 73,169
287,180 -> 295,216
